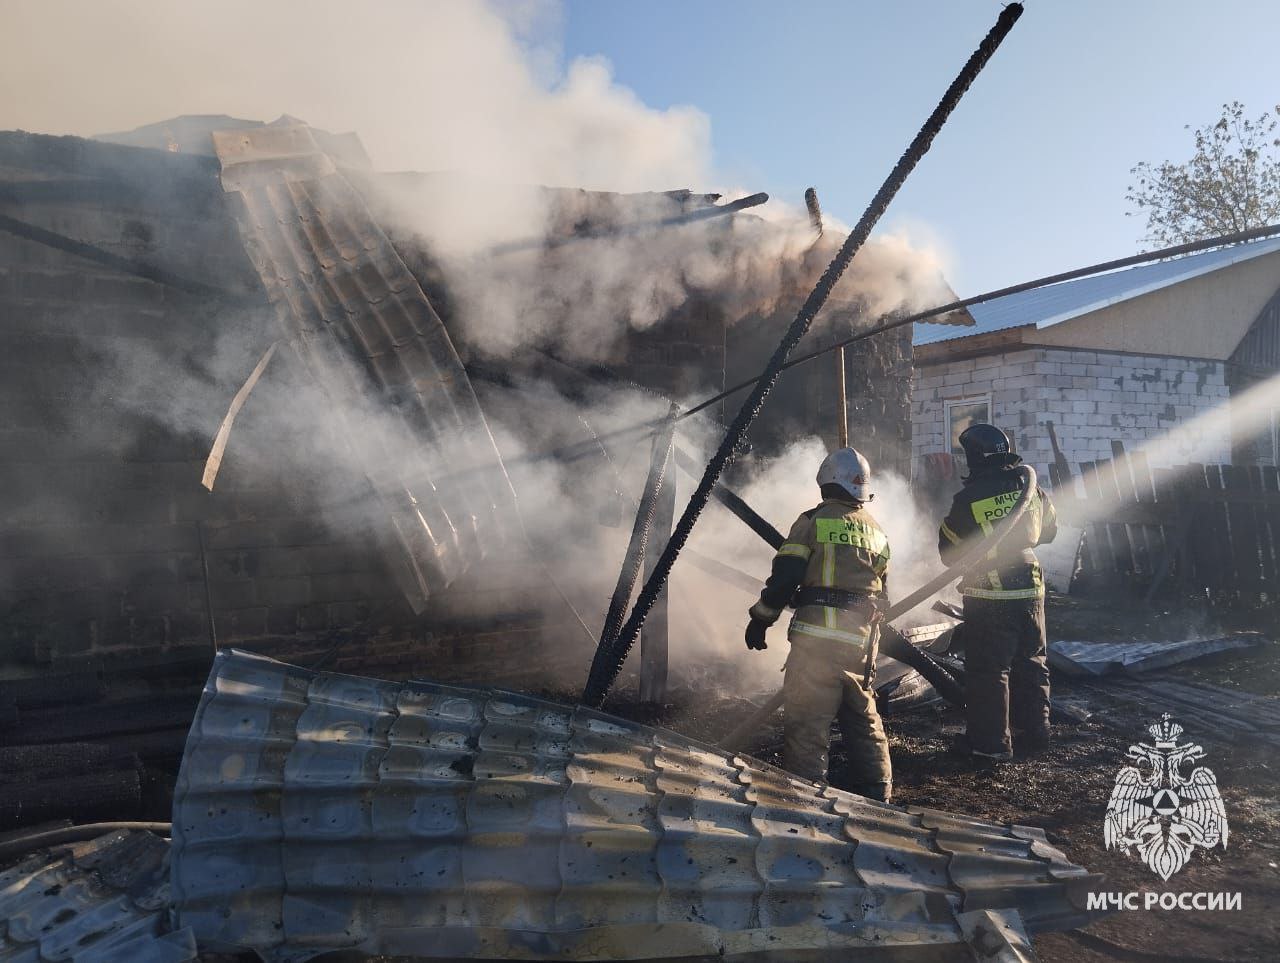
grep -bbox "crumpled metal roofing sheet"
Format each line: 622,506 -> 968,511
1078,675 -> 1280,750
1047,636 -> 1264,676
0,829 -> 195,962
915,234 -> 1280,346
172,650 -> 1102,960
210,123 -> 514,612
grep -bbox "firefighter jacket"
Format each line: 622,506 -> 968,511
749,496 -> 890,646
937,465 -> 1058,601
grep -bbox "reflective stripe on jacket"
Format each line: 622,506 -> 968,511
937,465 -> 1057,601
750,497 -> 889,645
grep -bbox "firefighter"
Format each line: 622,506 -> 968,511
938,424 -> 1058,761
744,447 -> 893,801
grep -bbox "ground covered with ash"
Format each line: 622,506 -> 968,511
598,592 -> 1280,963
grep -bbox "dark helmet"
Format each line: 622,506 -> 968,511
958,423 -> 1015,473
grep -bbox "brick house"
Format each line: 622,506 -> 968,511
910,235 -> 1280,482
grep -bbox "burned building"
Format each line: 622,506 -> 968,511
0,117 -> 957,699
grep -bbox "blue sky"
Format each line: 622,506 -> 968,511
559,0 -> 1280,295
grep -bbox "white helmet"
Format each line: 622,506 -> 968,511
816,447 -> 872,501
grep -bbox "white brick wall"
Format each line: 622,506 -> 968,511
912,347 -> 1232,480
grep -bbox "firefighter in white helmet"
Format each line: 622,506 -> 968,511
744,447 -> 893,801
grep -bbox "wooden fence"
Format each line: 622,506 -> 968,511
1052,440 -> 1280,604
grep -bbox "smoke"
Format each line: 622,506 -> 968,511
1,0 -> 709,191
671,436 -> 959,696
2,0 -> 952,364
1062,370 -> 1280,527
1,0 -> 961,694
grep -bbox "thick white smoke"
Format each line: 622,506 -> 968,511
2,0 -> 960,694
1,0 -> 710,192
2,0 -> 953,363
673,436 -> 960,695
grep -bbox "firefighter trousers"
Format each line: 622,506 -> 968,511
960,595 -> 1050,756
782,634 -> 892,800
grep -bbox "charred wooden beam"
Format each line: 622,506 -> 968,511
490,192 -> 769,256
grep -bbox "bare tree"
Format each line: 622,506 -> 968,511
1127,101 -> 1280,247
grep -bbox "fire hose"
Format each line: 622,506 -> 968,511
717,464 -> 1038,752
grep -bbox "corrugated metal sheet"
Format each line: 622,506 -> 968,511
1077,676 -> 1280,751
172,649 -> 1102,960
915,235 -> 1280,346
210,122 -> 514,613
1048,636 -> 1264,676
0,829 -> 195,962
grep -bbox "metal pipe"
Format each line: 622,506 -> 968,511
582,3 -> 1025,708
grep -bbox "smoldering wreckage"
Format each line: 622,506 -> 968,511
0,6 -> 1275,961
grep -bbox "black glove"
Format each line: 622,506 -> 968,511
745,619 -> 769,651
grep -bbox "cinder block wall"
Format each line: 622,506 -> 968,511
846,324 -> 914,480
617,294 -> 727,406
912,346 -> 1231,480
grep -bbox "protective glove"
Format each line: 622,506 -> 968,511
745,619 -> 769,651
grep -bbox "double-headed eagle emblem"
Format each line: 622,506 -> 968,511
1104,714 -> 1228,880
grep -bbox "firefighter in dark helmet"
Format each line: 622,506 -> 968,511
938,424 -> 1058,761
744,447 -> 892,801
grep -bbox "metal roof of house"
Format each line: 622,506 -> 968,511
171,649 -> 1101,961
914,235 -> 1280,347
211,122 -> 517,614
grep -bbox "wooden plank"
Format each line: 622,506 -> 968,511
1129,450 -> 1158,502
1135,453 -> 1167,577
1093,503 -> 1165,526
1264,466 -> 1280,603
1247,466 -> 1276,589
1174,471 -> 1196,595
1085,459 -> 1125,575
1143,513 -> 1192,603
1096,457 -> 1136,574
1222,465 -> 1261,596
1077,460 -> 1107,576
1181,464 -> 1214,594
1047,420 -> 1073,484
1201,465 -> 1233,598
1112,441 -> 1154,574
1147,466 -> 1176,593
1185,490 -> 1280,506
